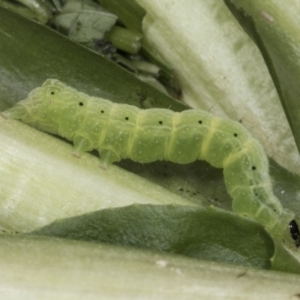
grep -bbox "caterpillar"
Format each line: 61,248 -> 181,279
1,79 -> 299,248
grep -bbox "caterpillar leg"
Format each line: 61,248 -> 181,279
98,149 -> 120,169
72,136 -> 93,157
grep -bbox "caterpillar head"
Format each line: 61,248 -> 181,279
267,209 -> 299,249
289,220 -> 300,247
1,79 -> 88,137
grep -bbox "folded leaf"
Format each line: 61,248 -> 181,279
31,204 -> 300,274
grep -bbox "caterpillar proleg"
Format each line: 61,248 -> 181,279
2,79 -> 299,247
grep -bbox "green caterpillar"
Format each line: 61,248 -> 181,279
2,79 -> 299,247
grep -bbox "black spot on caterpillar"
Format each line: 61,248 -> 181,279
1,79 -> 299,248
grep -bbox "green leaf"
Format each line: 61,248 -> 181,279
224,0 -> 300,158
0,4 -> 300,242
98,0 -> 145,33
136,0 -> 300,175
0,6 -> 185,112
0,2 -> 300,296
0,0 -> 53,23
50,0 -> 118,43
2,234 -> 300,299
0,118 -> 196,233
0,6 -> 196,233
31,204 -> 300,274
